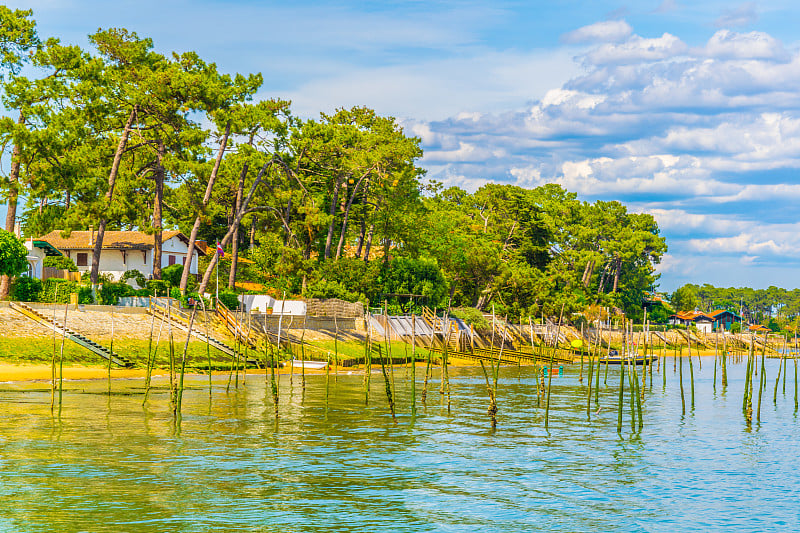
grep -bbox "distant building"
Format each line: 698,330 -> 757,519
35,230 -> 204,283
668,311 -> 715,333
708,309 -> 742,331
22,239 -> 64,279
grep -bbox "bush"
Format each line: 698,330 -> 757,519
146,279 -> 169,296
99,281 -> 137,305
306,279 -> 363,303
450,307 -> 489,330
42,256 -> 78,272
11,276 -> 42,302
80,270 -> 113,284
121,269 -> 146,288
161,264 -> 184,286
218,290 -> 240,310
160,264 -> 196,291
0,229 -> 27,277
39,279 -> 93,304
730,322 -> 742,334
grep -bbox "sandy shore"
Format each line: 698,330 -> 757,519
0,363 -> 172,382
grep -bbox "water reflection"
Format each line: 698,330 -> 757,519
0,361 -> 799,531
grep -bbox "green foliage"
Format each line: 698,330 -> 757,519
121,269 -> 146,288
0,10 -> 669,321
161,264 -> 184,287
730,322 -> 742,334
767,318 -> 781,333
10,276 -> 41,301
306,279 -> 363,303
0,230 -> 27,277
38,279 -> 93,304
449,307 -> 489,330
377,256 -> 448,312
146,279 -> 169,296
647,304 -> 669,324
671,286 -> 699,312
81,271 -> 113,284
43,255 -> 78,272
99,281 -> 137,305
218,290 -> 240,310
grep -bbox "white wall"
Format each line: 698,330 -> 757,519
239,294 -> 277,313
62,234 -> 200,281
23,241 -> 45,279
273,300 -> 307,316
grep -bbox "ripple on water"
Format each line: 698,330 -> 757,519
1,363 -> 800,531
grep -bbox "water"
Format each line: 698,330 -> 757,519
1,357 -> 800,532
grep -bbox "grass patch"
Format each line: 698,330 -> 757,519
0,337 -> 239,368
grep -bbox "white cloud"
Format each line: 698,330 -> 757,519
290,48 -> 581,120
703,30 -> 788,61
561,20 -> 632,44
582,33 -> 688,65
715,3 -> 758,29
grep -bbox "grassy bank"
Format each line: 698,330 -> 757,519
0,337 -> 238,368
0,335 -> 446,370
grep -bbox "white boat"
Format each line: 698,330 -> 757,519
599,350 -> 658,365
289,359 -> 329,370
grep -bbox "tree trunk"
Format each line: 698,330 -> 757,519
152,139 -> 165,280
356,216 -> 366,259
597,263 -> 609,294
91,107 -> 137,287
198,163 -> 269,295
612,255 -> 622,293
581,259 -> 594,288
249,215 -> 257,249
323,178 -> 341,259
0,111 -> 25,298
335,175 -> 369,259
228,160 -> 249,289
363,223 -> 375,262
179,121 -> 231,292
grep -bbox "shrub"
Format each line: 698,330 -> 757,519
146,279 -> 169,296
0,229 -> 27,277
80,270 -> 113,284
730,322 -> 742,334
39,279 -> 93,304
161,264 -> 184,286
43,256 -> 78,272
11,276 -> 42,302
450,307 -> 489,330
99,281 -> 136,305
218,290 -> 240,310
121,269 -> 146,288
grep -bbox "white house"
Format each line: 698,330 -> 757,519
22,239 -> 48,279
237,294 -> 307,315
35,230 -> 205,283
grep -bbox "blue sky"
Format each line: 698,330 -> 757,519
5,0 -> 800,292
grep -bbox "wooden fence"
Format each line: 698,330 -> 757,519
42,267 -> 81,282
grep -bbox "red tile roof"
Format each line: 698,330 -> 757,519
36,230 -> 205,255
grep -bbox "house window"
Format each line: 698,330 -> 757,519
77,253 -> 88,267
168,255 -> 176,266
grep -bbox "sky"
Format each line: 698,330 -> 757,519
4,0 -> 800,293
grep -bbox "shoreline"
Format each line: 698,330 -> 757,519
0,351 -> 732,383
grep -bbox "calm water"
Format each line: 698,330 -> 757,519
1,357 -> 800,532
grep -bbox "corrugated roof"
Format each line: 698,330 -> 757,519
36,230 -> 204,255
709,309 -> 741,318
